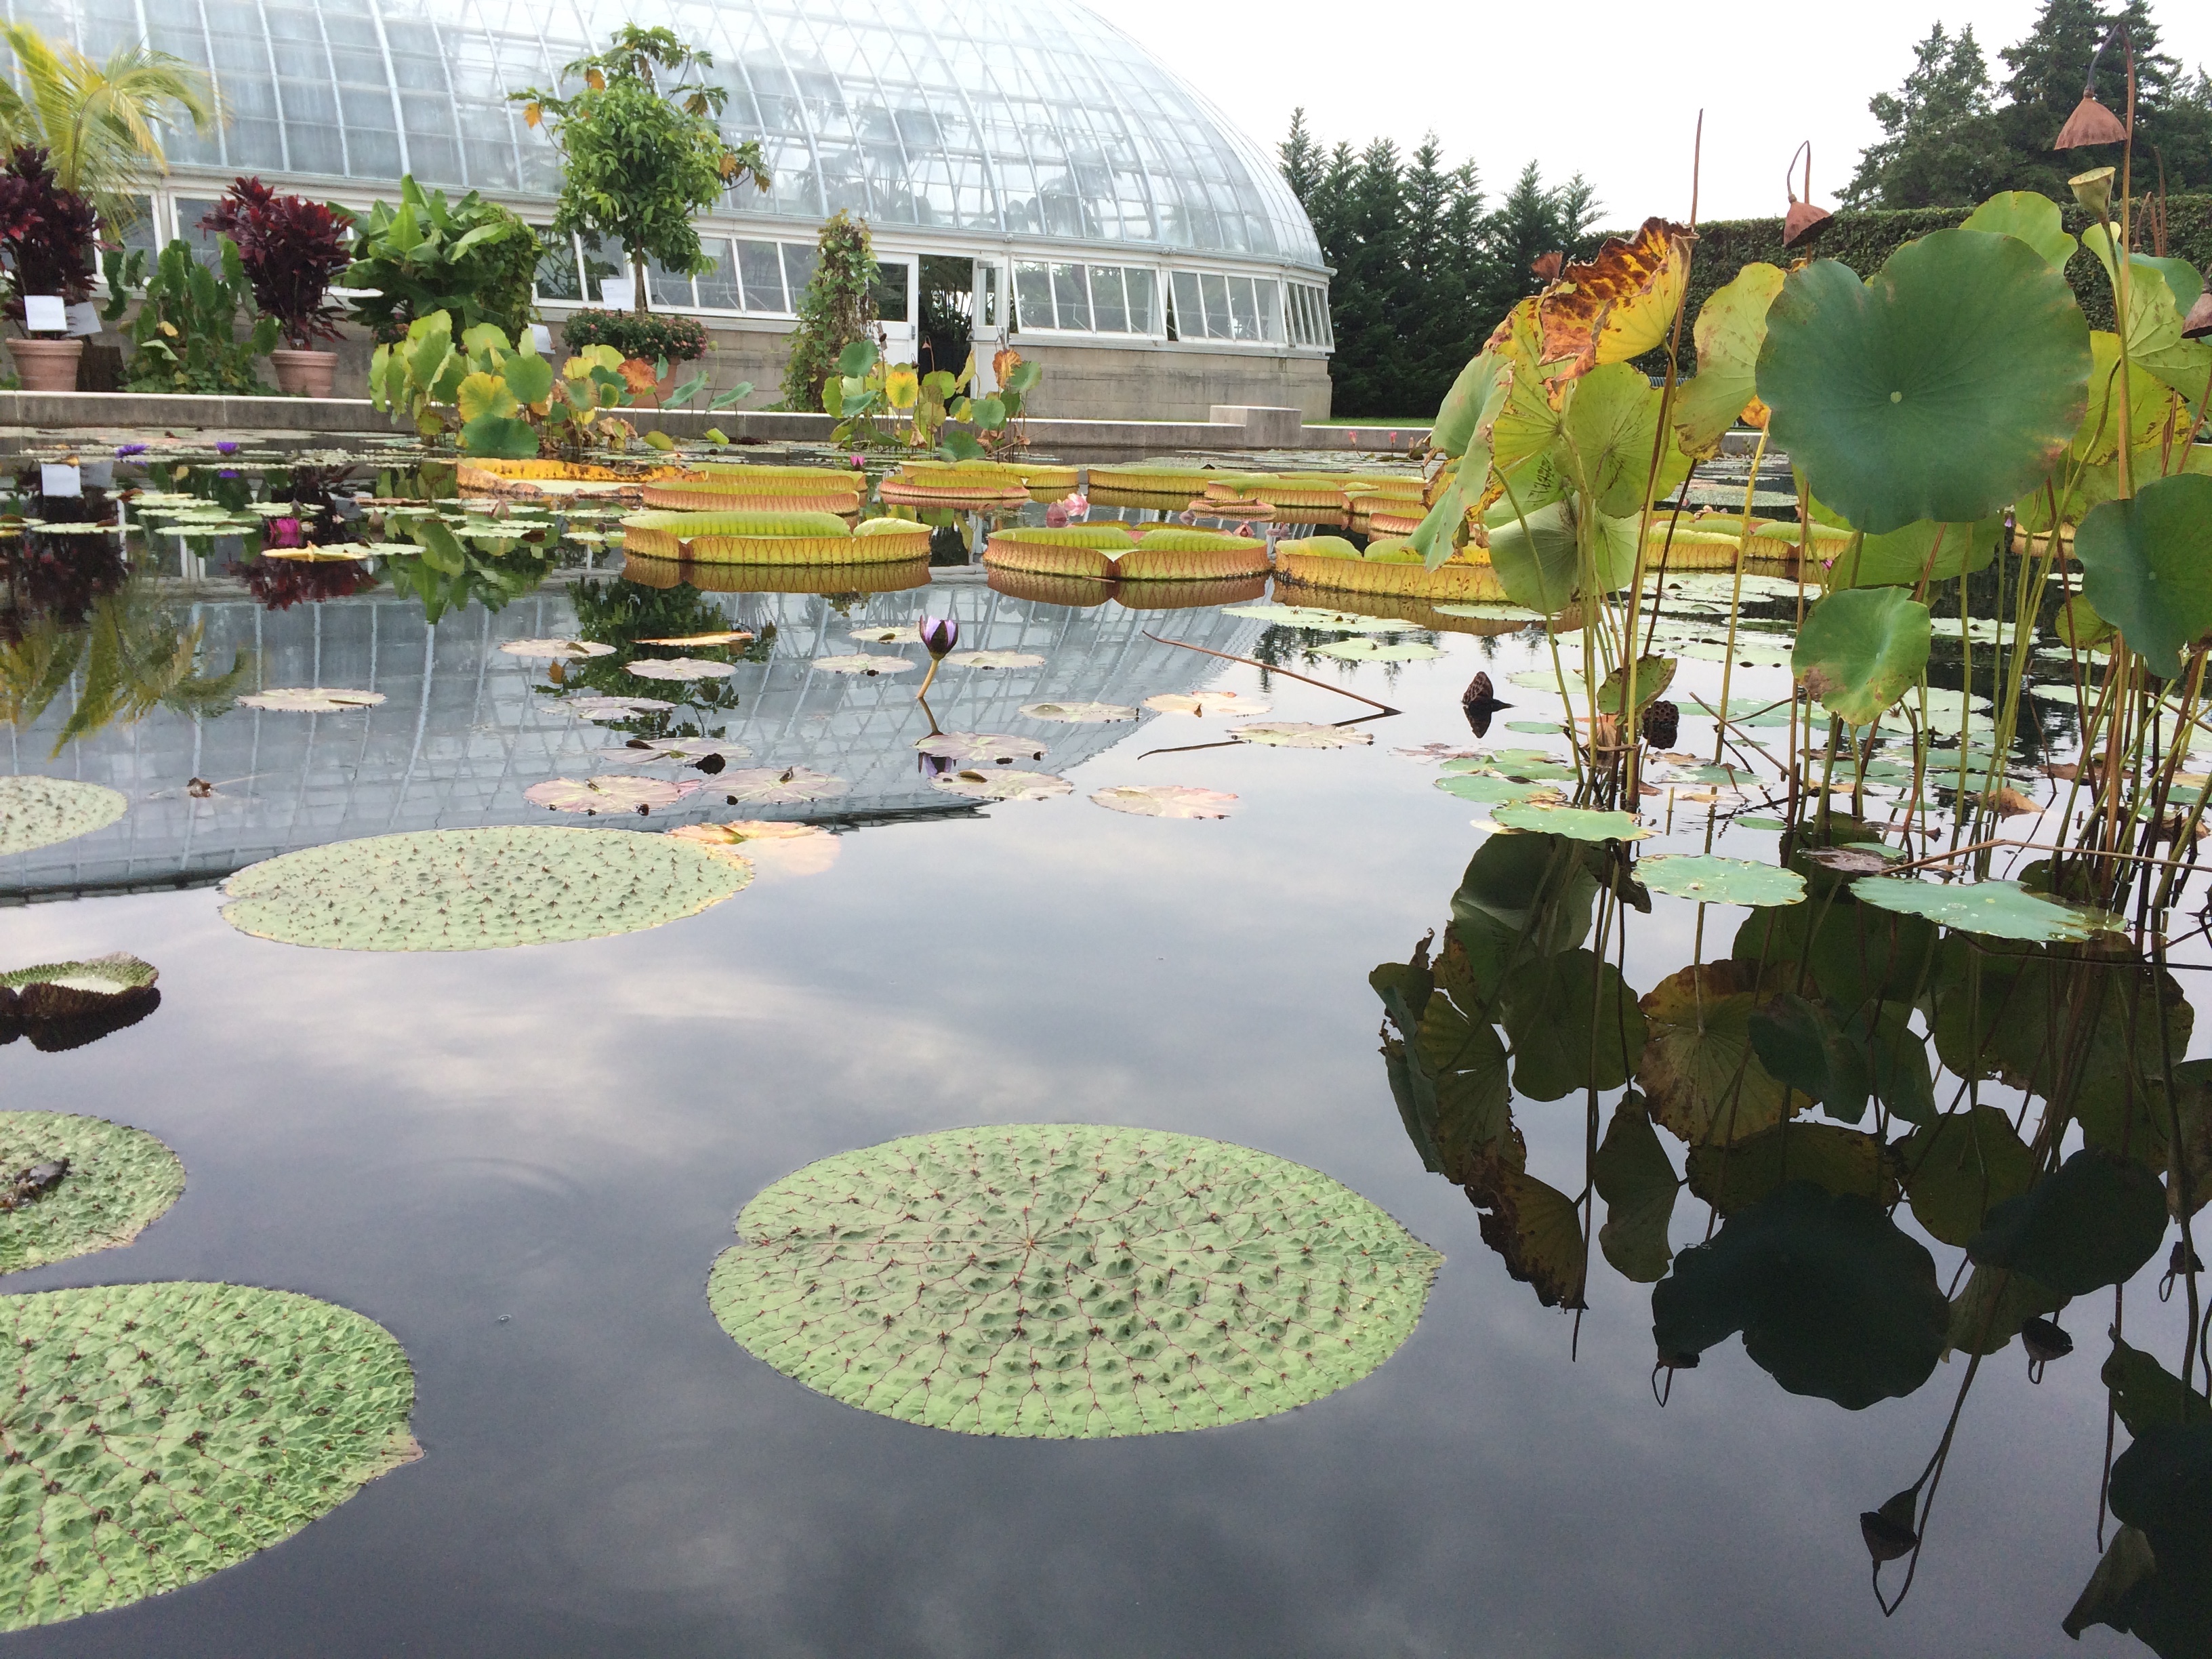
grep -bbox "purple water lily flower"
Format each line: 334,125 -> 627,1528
115,443 -> 148,457
218,469 -> 239,479
215,441 -> 239,455
918,615 -> 958,657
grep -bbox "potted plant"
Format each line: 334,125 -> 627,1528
560,309 -> 710,406
340,176 -> 541,344
203,178 -> 355,396
0,146 -> 97,390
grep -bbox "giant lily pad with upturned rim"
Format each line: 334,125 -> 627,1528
707,1124 -> 1441,1437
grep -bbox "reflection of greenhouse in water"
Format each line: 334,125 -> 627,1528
1,579 -> 1261,901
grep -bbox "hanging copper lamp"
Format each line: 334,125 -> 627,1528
1782,142 -> 1831,249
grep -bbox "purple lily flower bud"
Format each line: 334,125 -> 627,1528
115,443 -> 148,457
918,615 -> 958,657
215,441 -> 239,455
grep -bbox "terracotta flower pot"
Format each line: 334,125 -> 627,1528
10,336 -> 85,392
270,348 -> 337,398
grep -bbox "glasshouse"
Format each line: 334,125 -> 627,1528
24,0 -> 1334,417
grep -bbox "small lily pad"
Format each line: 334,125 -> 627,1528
0,1111 -> 184,1273
1231,722 -> 1375,748
707,1124 -> 1440,1437
847,624 -> 921,644
1433,775 -> 1564,805
607,737 -> 751,766
499,638 -> 615,660
0,777 -> 127,856
930,769 -> 1073,802
1637,855 -> 1807,906
1144,691 -> 1272,717
1508,668 -> 1588,695
1434,602 -> 1545,620
1490,802 -> 1650,840
812,653 -> 916,676
1090,785 -> 1237,818
1851,876 -> 2118,942
1222,603 -> 1402,632
945,650 -> 1045,670
523,776 -> 703,815
558,695 -> 675,719
238,689 -> 386,713
1019,702 -> 1136,723
918,733 -> 1048,762
1313,638 -> 1444,661
1504,720 -> 1563,735
1736,815 -> 1788,830
627,657 -> 737,681
718,766 -> 851,804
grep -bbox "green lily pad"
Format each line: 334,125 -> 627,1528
1230,722 -> 1375,749
1756,228 -> 2091,533
1792,588 -> 1931,726
1504,720 -> 1563,734
1636,961 -> 1802,1145
928,769 -> 1073,802
1593,1097 -> 1679,1282
220,825 -> 750,951
1,953 -> 161,1053
1507,668 -> 1587,697
2072,474 -> 2212,680
1490,802 -> 1648,841
1898,1105 -> 2036,1247
1959,190 -> 2077,270
1434,774 -> 1563,806
1850,875 -> 2118,942
707,1124 -> 1442,1437
0,777 -> 127,856
0,1282 -> 418,1631
0,1112 -> 184,1273
1312,638 -> 1444,662
1500,947 -> 1646,1101
1967,1147 -> 2168,1297
716,766 -> 851,805
1685,1122 -> 1898,1216
1651,1179 -> 1948,1408
1736,815 -> 1788,831
1637,856 -> 1805,907
1221,604 -> 1401,632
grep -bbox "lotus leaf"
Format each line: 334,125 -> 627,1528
1966,1147 -> 2167,1296
1820,514 -> 2002,590
2080,224 -> 2212,398
1451,831 -> 1596,966
523,775 -> 703,815
718,766 -> 850,805
1637,961 -> 1803,1145
2072,474 -> 2212,680
1684,1122 -> 1898,1218
930,769 -> 1073,802
1593,654 -> 1677,714
0,1282 -> 417,1630
1231,722 -> 1374,749
1,954 -> 161,1054
2054,593 -> 2114,651
560,695 -> 674,718
626,657 -> 736,681
221,825 -> 749,949
1490,802 -> 1647,841
1563,363 -> 1694,518
1744,994 -> 1928,1124
2068,331 -> 2173,466
1538,218 -> 1694,375
1651,1181 -> 1948,1408
1019,703 -> 1136,724
917,733 -> 1048,762
1792,588 -> 1931,726
708,1124 -> 1440,1436
1393,966 -> 1514,1181
1143,691 -> 1272,716
499,638 -> 614,660
1756,229 -> 2091,533
1675,263 -> 1786,455
1638,856 -> 1806,907
944,651 -> 1045,671
1464,1152 -> 1586,1309
811,653 -> 916,676
0,777 -> 128,856
1090,785 -> 1235,819
1594,1097 -> 1679,1282
1482,500 -> 1581,614
1434,774 -> 1563,806
1899,1105 -> 2036,1247
1851,875 -> 2116,942
1500,947 -> 1645,1101
1312,638 -> 1443,662
1959,191 -> 2078,269
0,1111 -> 183,1273
1433,602 -> 1547,621
238,689 -> 387,713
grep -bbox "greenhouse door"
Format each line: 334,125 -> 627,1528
873,258 -> 917,361
971,259 -> 1006,393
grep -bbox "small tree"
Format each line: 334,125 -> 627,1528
781,211 -> 876,412
514,25 -> 769,319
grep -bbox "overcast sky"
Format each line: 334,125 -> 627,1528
1107,0 -> 2212,227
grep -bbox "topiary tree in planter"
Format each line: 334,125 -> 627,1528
513,24 -> 769,320
780,211 -> 876,413
0,144 -> 98,390
202,178 -> 357,396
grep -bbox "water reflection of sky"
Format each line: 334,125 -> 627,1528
1,580 -> 2184,1657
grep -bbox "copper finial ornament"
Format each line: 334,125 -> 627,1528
1782,142 -> 1831,250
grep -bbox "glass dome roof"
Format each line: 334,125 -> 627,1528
8,0 -> 1322,268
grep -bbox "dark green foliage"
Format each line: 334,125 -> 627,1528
559,308 -> 708,363
342,176 -> 541,343
1843,23 -> 2012,209
102,237 -> 277,394
781,210 -> 876,413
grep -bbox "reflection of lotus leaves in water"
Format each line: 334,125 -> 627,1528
1090,785 -> 1236,818
0,1283 -> 418,1631
499,638 -> 615,660
0,1111 -> 184,1273
930,769 -> 1073,802
626,657 -> 737,681
707,1124 -> 1441,1437
220,825 -> 749,950
239,689 -> 386,712
0,777 -> 128,855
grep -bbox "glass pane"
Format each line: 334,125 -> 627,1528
110,196 -> 159,261
695,241 -> 741,311
1126,268 -> 1157,335
645,254 -> 696,311
532,227 -> 581,302
1227,276 -> 1258,341
1200,273 -> 1231,340
1254,280 -> 1282,343
1318,288 -> 1335,348
737,241 -> 786,312
580,238 -> 626,305
1090,266 -> 1128,333
977,262 -> 1001,331
1170,271 -> 1201,341
872,260 -> 911,323
1050,264 -> 1090,331
1014,261 -> 1051,331
781,243 -> 819,304
176,197 -> 224,269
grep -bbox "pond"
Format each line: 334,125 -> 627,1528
0,445 -> 2202,1657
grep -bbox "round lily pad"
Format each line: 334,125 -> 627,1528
523,775 -> 703,815
1637,855 -> 1807,907
1019,702 -> 1136,724
717,766 -> 850,805
848,624 -> 920,644
499,638 -> 615,660
638,631 -> 751,647
707,1124 -> 1441,1437
1090,785 -> 1236,819
1231,722 -> 1375,748
0,1111 -> 184,1273
1490,802 -> 1650,840
626,657 -> 736,682
945,651 -> 1045,670
0,777 -> 127,855
930,769 -> 1073,802
918,733 -> 1048,762
238,689 -> 387,713
557,695 -> 674,719
220,825 -> 749,951
812,653 -> 915,676
1143,692 -> 1272,717
1850,876 -> 2118,942
1434,602 -> 1545,620
1313,638 -> 1443,662
1433,774 -> 1563,806
1,954 -> 161,1054
607,737 -> 751,766
1222,603 -> 1402,632
0,1282 -> 417,1631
